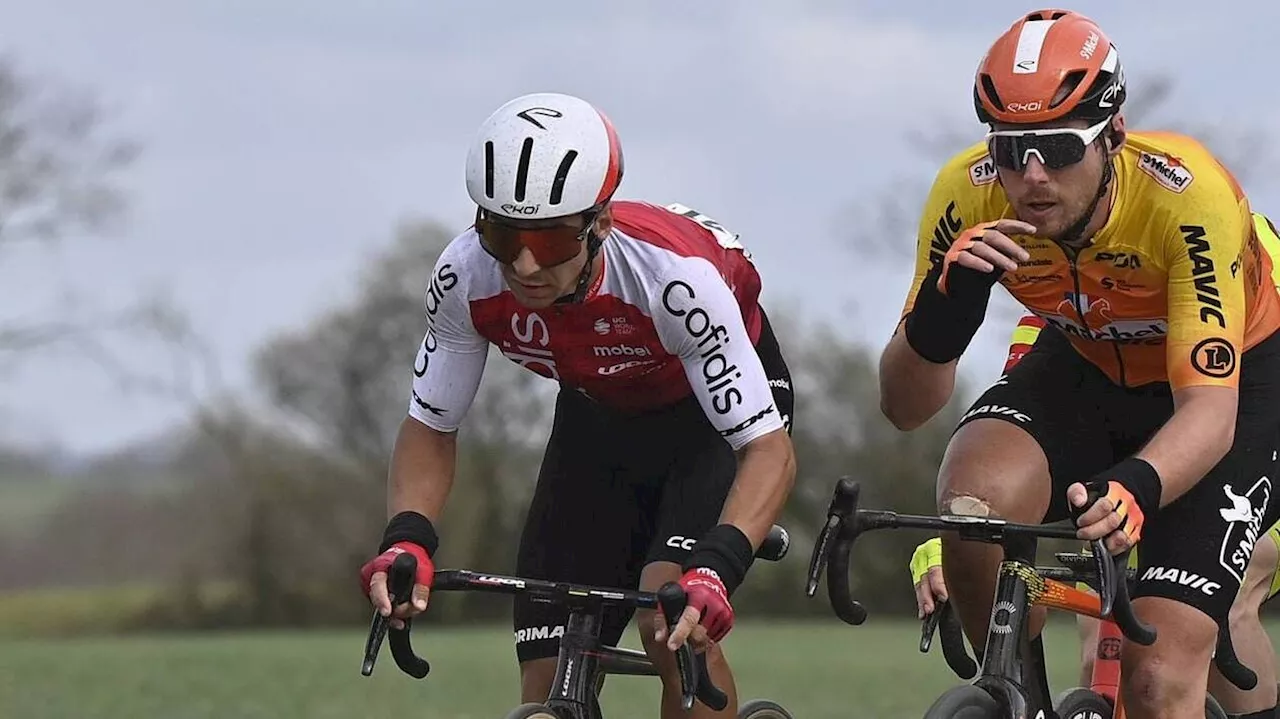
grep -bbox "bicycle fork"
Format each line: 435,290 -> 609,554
547,608 -> 606,719
974,536 -> 1055,719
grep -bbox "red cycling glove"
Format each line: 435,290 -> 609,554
677,567 -> 735,642
359,541 -> 435,602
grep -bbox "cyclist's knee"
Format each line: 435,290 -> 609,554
519,657 -> 558,703
1122,657 -> 1209,713
1121,599 -> 1216,712
936,419 -> 1049,523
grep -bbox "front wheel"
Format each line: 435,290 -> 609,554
1054,687 -> 1112,719
738,698 -> 794,719
503,703 -> 561,719
922,685 -> 1001,718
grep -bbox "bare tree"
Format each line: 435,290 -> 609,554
249,219 -> 554,619
0,55 -> 141,368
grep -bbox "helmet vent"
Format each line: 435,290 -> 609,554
484,141 -> 495,199
1050,70 -> 1087,108
979,74 -> 1004,109
549,150 -> 578,206
514,137 -> 534,202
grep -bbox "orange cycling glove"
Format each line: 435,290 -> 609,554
904,225 -> 1005,363
1076,457 -> 1163,545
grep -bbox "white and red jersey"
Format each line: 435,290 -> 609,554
407,200 -> 783,449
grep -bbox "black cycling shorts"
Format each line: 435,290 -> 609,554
956,324 -> 1280,623
512,311 -> 793,663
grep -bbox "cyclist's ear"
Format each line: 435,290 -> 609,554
593,203 -> 614,237
1104,114 -> 1127,157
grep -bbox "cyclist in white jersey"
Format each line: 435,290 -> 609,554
358,92 -> 797,718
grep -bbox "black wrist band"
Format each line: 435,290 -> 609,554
682,524 -> 755,596
379,511 -> 440,556
903,270 -> 989,364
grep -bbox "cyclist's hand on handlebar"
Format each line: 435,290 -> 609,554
656,567 -> 734,651
654,607 -> 712,653
1068,460 -> 1161,556
909,537 -> 948,619
360,542 -> 434,629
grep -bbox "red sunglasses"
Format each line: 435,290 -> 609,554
474,209 -> 593,267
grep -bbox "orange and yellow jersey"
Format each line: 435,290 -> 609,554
1004,213 -> 1280,373
903,131 -> 1280,390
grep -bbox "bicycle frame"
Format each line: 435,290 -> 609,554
542,600 -> 645,719
806,478 -> 1157,719
812,478 -> 1258,719
963,534 -> 1055,718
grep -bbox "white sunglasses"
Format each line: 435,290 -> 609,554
985,118 -> 1110,170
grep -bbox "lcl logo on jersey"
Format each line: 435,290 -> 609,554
502,312 -> 559,380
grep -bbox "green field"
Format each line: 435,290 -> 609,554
0,617 -> 1229,719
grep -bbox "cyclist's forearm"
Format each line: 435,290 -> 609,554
388,415 -> 458,522
1136,385 -> 1237,506
879,329 -> 957,430
719,429 -> 796,549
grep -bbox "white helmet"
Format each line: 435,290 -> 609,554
465,92 -> 624,221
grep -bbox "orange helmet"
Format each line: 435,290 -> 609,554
974,9 -> 1126,125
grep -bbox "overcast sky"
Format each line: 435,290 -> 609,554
4,1 -> 1279,454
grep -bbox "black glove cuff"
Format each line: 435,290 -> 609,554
903,267 -> 990,364
682,524 -> 755,597
1098,457 -> 1164,517
379,511 -> 440,557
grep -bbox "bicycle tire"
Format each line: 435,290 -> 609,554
1053,687 -> 1112,719
737,698 -> 795,719
921,685 -> 1001,718
503,703 -> 562,719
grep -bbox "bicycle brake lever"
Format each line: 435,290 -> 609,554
362,552 -> 431,679
806,514 -> 840,597
937,602 -> 977,680
657,582 -> 698,711
1090,539 -> 1116,618
1215,621 -> 1259,690
806,478 -> 861,597
362,551 -> 417,676
655,582 -> 728,712
919,605 -> 943,652
1109,551 -> 1156,647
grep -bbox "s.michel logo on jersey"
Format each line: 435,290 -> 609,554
1036,292 -> 1167,344
1218,475 -> 1272,584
